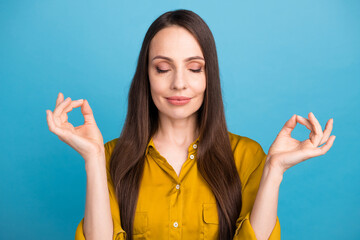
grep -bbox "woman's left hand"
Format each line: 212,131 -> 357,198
267,112 -> 336,174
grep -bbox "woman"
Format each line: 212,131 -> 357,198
46,9 -> 335,240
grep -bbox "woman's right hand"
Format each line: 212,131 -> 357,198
46,92 -> 105,161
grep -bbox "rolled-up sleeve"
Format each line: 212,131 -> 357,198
233,212 -> 281,239
233,144 -> 281,239
74,141 -> 127,240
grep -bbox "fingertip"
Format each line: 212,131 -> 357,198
81,99 -> 88,108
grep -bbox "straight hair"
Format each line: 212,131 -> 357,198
110,9 -> 243,240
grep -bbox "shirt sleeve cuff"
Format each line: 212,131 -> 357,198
74,218 -> 127,240
233,212 -> 281,239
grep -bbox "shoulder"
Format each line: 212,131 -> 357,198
228,131 -> 264,154
104,138 -> 119,155
227,131 -> 267,185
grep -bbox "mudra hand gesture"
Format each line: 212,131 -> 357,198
267,112 -> 336,174
46,92 -> 105,161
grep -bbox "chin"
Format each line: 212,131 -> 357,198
166,109 -> 199,120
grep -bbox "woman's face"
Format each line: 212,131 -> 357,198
148,25 -> 206,121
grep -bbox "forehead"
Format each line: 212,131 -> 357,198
149,25 -> 204,59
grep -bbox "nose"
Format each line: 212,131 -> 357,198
170,69 -> 187,90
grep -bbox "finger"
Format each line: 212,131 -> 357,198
319,118 -> 333,145
308,112 -> 323,147
308,135 -> 336,158
55,92 -> 64,108
62,99 -> 84,114
309,112 -> 323,134
46,109 -> 66,138
278,114 -> 297,137
81,99 -> 97,124
60,99 -> 84,122
53,97 -> 72,118
296,115 -> 313,132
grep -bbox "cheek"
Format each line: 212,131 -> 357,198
149,78 -> 166,99
192,76 -> 206,94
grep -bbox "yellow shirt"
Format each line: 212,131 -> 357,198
75,131 -> 281,239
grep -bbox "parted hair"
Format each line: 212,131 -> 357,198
109,9 -> 243,240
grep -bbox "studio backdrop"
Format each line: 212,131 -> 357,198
0,0 -> 359,239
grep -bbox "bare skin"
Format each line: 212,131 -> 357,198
46,92 -> 113,240
148,26 -> 206,176
250,113 -> 335,240
46,24 -> 336,240
147,26 -> 336,240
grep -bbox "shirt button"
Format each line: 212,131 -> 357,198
189,154 -> 194,160
193,144 -> 197,149
173,221 -> 178,228
176,184 -> 180,190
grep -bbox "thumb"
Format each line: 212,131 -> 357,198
81,99 -> 96,124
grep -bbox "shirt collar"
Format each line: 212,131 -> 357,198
146,135 -> 200,155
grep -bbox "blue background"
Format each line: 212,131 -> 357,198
1,0 -> 359,239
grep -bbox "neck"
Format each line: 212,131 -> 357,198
154,112 -> 199,147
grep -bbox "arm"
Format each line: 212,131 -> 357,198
249,157 -> 283,240
45,93 -> 122,239
82,150 -> 113,240
232,146 -> 281,240
250,112 -> 335,239
75,141 -> 127,240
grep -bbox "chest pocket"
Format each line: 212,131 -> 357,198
133,211 -> 148,239
202,203 -> 219,239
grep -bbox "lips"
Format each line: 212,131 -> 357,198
166,96 -> 191,105
166,96 -> 191,100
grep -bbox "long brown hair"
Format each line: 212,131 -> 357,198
109,9 -> 242,240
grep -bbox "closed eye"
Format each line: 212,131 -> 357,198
156,67 -> 203,74
190,68 -> 202,73
156,67 -> 169,73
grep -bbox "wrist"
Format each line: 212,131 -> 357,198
264,156 -> 284,184
84,151 -> 106,172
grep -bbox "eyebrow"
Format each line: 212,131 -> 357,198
151,55 -> 205,62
